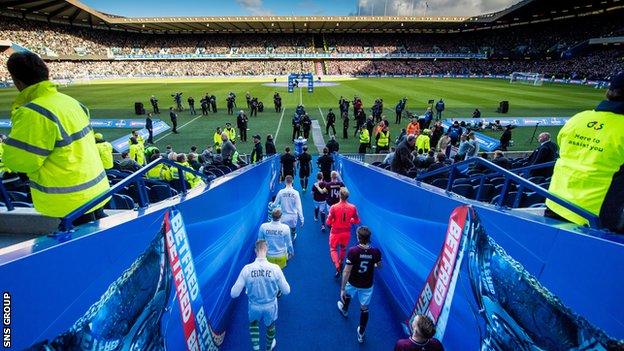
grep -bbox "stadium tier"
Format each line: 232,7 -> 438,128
1,0 -> 623,81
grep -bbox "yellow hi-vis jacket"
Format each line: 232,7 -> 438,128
129,143 -> 145,165
3,81 -> 109,217
416,134 -> 431,153
377,131 -> 390,147
129,134 -> 145,146
213,132 -> 222,148
96,141 -> 114,170
146,163 -> 171,181
225,127 -> 236,142
546,100 -> 624,228
359,129 -> 370,144
168,162 -> 204,188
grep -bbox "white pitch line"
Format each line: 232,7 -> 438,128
273,108 -> 287,143
155,115 -> 203,143
317,106 -> 327,126
299,86 -> 303,106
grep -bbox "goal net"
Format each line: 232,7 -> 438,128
510,72 -> 544,86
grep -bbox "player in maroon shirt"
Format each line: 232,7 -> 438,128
323,171 -> 345,207
323,171 -> 344,207
336,226 -> 382,344
312,172 -> 329,231
395,314 -> 444,351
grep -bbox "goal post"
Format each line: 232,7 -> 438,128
510,72 -> 544,86
288,73 -> 314,93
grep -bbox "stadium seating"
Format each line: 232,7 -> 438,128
0,13 -> 622,81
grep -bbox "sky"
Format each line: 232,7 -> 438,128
82,0 -> 519,17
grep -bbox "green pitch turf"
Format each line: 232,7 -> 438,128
0,77 -> 606,154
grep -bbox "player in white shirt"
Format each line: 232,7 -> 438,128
272,175 -> 304,241
258,208 -> 294,269
231,240 -> 291,351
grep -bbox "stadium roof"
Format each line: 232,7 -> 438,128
0,0 -> 622,34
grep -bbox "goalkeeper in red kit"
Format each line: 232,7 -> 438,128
326,187 -> 360,277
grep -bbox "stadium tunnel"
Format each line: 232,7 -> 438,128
0,155 -> 622,350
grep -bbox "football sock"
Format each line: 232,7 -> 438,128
266,323 -> 276,351
342,295 -> 352,311
359,309 -> 369,334
250,321 -> 260,351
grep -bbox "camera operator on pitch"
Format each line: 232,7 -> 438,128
172,92 -> 183,111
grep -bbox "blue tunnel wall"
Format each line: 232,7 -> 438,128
337,156 -> 624,349
0,157 -> 279,349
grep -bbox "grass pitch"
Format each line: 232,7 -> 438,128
0,77 -> 606,154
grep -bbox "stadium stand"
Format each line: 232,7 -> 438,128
0,0 -> 622,81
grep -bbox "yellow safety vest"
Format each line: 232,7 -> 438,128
213,132 -> 222,148
226,128 -> 236,142
129,134 -> 145,147
546,103 -> 624,226
377,131 -> 389,147
169,162 -> 204,188
96,141 -> 114,170
416,135 -> 430,153
129,143 -> 145,165
3,81 -> 109,217
359,129 -> 370,144
146,163 -> 170,181
0,143 -> 5,172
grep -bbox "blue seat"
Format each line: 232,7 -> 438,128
210,168 -> 225,177
527,176 -> 545,184
488,177 -> 506,186
474,184 -> 496,202
11,201 -> 33,208
169,178 -> 191,193
521,192 -> 546,208
7,191 -> 31,203
106,169 -> 125,179
453,177 -> 471,186
149,184 -> 178,203
431,178 -> 448,189
106,194 -> 135,210
452,184 -> 474,199
491,192 -> 519,207
121,184 -> 150,204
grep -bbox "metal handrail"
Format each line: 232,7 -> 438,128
58,158 -> 213,232
409,157 -> 600,228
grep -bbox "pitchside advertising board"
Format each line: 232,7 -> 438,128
0,118 -> 159,129
444,116 -> 571,127
111,120 -> 171,152
0,118 -> 170,152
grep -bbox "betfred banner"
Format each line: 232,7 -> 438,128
0,118 -> 158,129
111,120 -> 170,152
163,208 -> 225,351
405,205 -> 470,339
440,122 -> 500,151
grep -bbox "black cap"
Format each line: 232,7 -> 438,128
253,134 -> 261,139
610,72 -> 624,90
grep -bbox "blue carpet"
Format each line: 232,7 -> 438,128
222,159 -> 403,350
